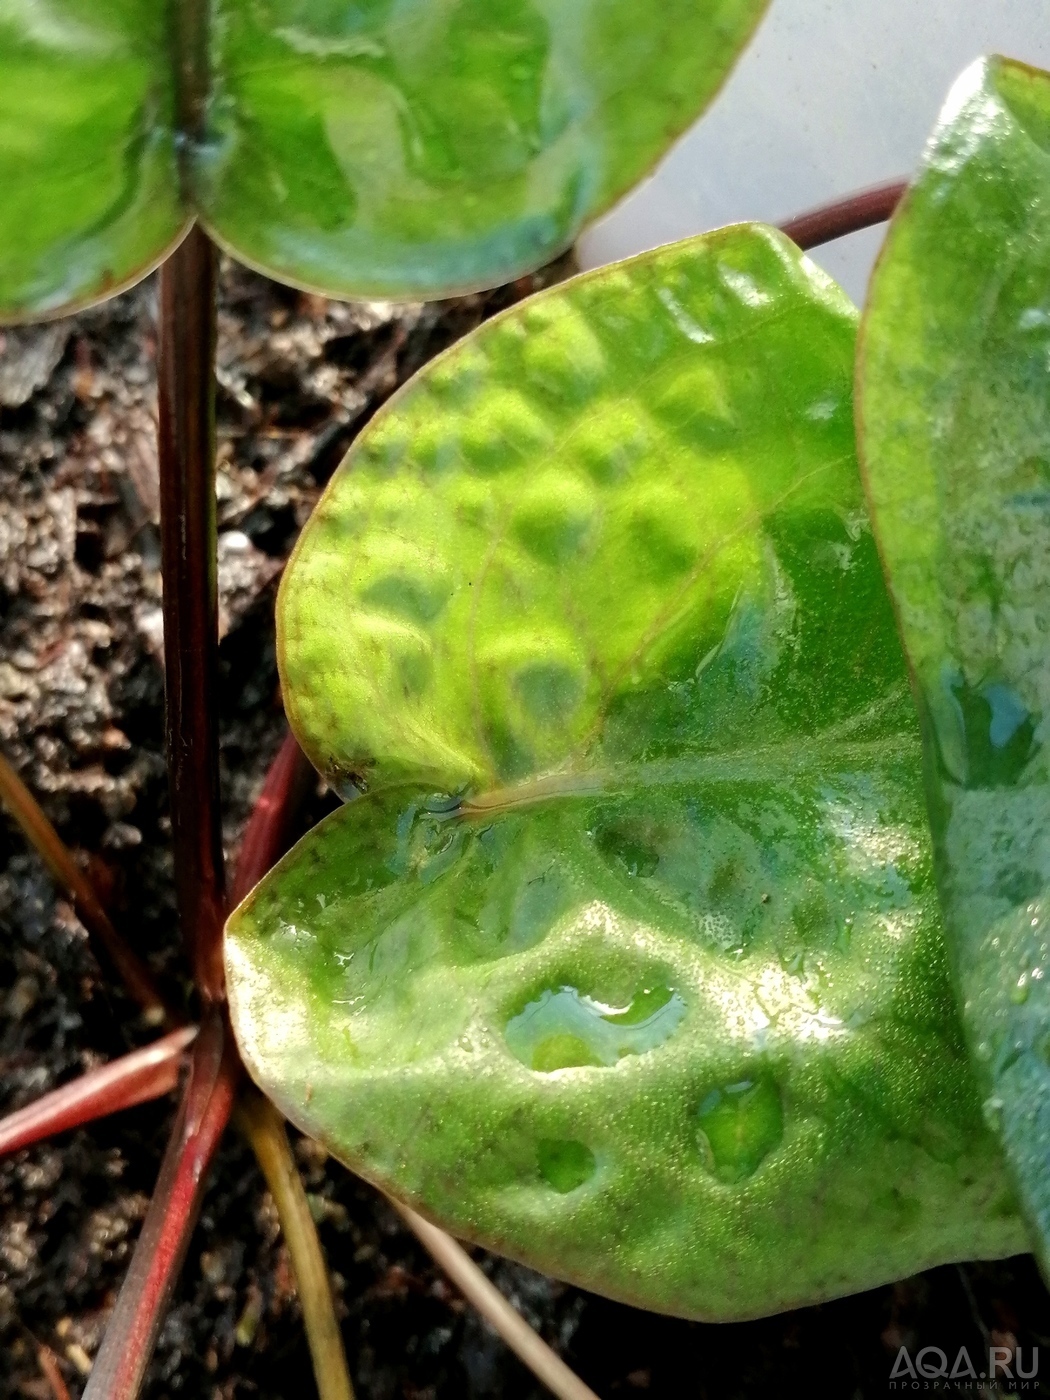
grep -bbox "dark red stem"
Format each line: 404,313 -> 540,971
158,223 -> 227,1003
0,1026 -> 195,1157
0,730 -> 314,1160
81,1010 -> 239,1400
35,1345 -> 72,1400
779,178 -> 907,250
80,218 -> 235,1400
230,729 -> 315,907
66,730 -> 313,1391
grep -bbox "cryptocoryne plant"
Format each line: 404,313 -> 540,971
229,55 -> 1050,1324
2,1 -> 1049,1396
1,0 -> 770,317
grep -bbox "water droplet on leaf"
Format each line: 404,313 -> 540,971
505,984 -> 685,1071
537,1138 -> 596,1193
697,1077 -> 784,1183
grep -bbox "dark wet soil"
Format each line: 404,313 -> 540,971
0,258 -> 1048,1400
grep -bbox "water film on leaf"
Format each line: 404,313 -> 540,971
859,55 -> 1050,1277
227,224 -> 1026,1321
0,0 -> 769,318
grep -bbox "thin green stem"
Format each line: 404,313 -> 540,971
236,1089 -> 355,1400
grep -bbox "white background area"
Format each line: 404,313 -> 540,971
579,0 -> 1050,304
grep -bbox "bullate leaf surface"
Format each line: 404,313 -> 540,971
0,0 -> 768,318
227,225 -> 1025,1320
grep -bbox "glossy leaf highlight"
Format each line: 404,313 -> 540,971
0,0 -> 185,321
196,0 -> 769,299
1,0 -> 769,319
227,226 -> 1025,1321
859,57 -> 1050,1272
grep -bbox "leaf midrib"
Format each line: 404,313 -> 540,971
459,733 -> 921,818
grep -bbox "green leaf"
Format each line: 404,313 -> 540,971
0,0 -> 185,320
227,225 -> 1026,1321
194,0 -> 770,299
859,57 -> 1050,1272
1,0 -> 769,319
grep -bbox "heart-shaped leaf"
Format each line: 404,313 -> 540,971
859,57 -> 1050,1269
0,0 -> 769,320
226,226 -> 1025,1322
0,0 -> 186,321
